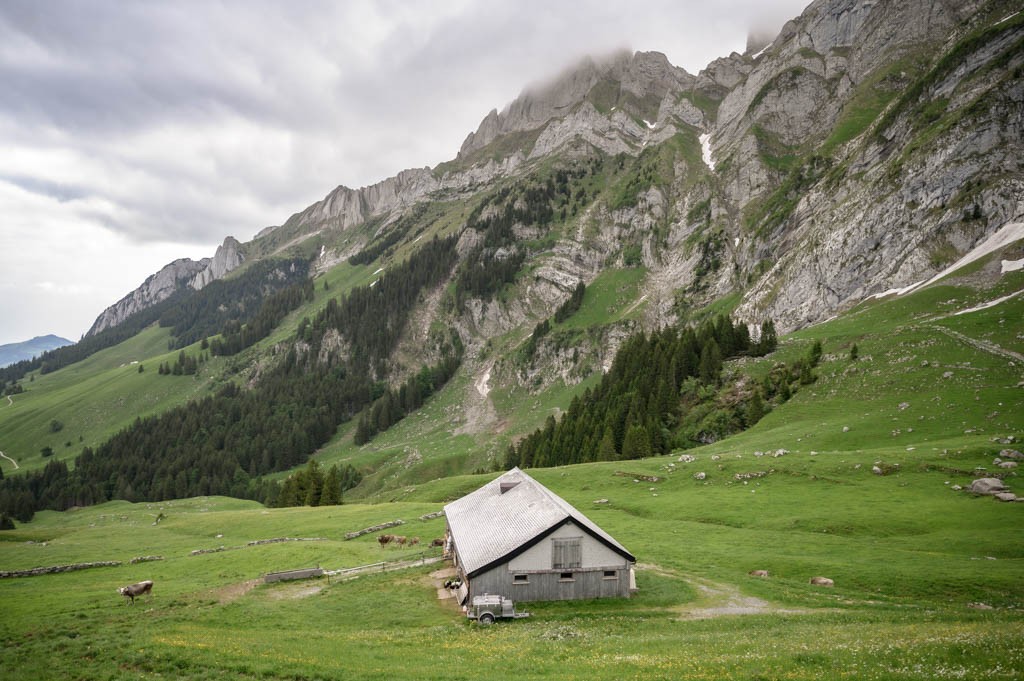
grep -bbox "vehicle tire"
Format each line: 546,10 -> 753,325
479,612 -> 495,625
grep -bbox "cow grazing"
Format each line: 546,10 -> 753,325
119,580 -> 153,604
809,576 -> 834,587
393,535 -> 407,546
430,538 -> 444,547
748,570 -> 770,578
408,537 -> 420,547
378,534 -> 395,547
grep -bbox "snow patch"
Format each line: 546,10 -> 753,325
751,42 -> 773,59
1001,258 -> 1024,273
870,222 -> 1024,300
373,267 -> 384,275
997,11 -> 1020,24
734,237 -> 740,248
869,280 -> 924,300
318,245 -> 325,259
643,119 -> 656,129
953,290 -> 1023,316
699,133 -> 715,170
369,280 -> 378,288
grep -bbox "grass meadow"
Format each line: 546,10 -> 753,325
1,229 -> 1022,679
1,440 -> 1022,680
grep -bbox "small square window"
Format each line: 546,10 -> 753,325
513,574 -> 529,584
559,572 -> 575,581
603,570 -> 618,579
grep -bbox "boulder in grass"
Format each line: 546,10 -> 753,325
1000,449 -> 1024,460
969,478 -> 1008,495
994,492 -> 1019,502
809,576 -> 834,587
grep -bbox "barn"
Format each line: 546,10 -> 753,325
443,467 -> 636,604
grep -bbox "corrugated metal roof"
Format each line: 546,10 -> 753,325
443,468 -> 633,576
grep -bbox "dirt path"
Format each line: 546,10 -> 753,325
637,564 -> 812,620
1,394 -> 17,469
932,326 -> 1024,364
0,450 -> 18,471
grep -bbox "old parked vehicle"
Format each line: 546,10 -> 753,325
466,594 -> 530,624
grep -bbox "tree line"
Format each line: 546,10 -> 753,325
275,459 -> 362,508
505,316 -> 782,469
0,236 -> 461,522
159,258 -> 310,349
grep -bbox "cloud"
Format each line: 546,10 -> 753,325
0,0 -> 809,344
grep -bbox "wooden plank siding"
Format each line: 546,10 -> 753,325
469,564 -> 631,602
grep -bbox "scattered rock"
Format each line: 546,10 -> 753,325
615,471 -> 661,482
943,371 -> 954,379
678,454 -> 696,463
967,602 -> 994,610
748,570 -> 769,578
994,492 -> 1019,502
772,449 -> 789,458
968,478 -> 1008,495
1000,449 -> 1024,460
593,499 -> 609,505
809,576 -> 834,587
872,462 -> 900,476
951,485 -> 963,491
898,402 -> 910,410
998,461 -> 1018,469
711,455 -> 721,461
693,472 -> 706,481
842,426 -> 850,432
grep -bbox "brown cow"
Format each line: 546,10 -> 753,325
378,534 -> 395,547
408,537 -> 420,547
430,538 -> 444,547
119,580 -> 153,604
393,535 -> 407,546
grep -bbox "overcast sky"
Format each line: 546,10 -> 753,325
0,0 -> 809,346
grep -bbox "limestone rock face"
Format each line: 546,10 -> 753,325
458,50 -> 696,158
86,258 -> 207,336
190,237 -> 244,290
87,238 -> 245,336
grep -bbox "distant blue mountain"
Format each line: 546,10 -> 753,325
0,335 -> 74,368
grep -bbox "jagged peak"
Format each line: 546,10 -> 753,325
459,49 -> 695,159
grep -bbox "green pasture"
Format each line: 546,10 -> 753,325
0,326 -> 225,475
2,446 -> 1022,680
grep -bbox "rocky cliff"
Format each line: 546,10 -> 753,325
86,237 -> 244,336
88,0 -> 1023,348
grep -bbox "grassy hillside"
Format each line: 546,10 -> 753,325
1,242 -> 1021,679
1,447 -> 1021,680
0,326 -> 227,475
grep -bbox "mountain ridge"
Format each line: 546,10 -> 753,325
0,335 -> 73,368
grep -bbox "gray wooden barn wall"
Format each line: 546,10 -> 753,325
468,564 -> 631,603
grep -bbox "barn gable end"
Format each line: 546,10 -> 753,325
444,468 -> 635,603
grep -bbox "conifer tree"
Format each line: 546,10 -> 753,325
320,465 -> 342,505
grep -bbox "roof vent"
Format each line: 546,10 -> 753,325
499,481 -> 521,494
